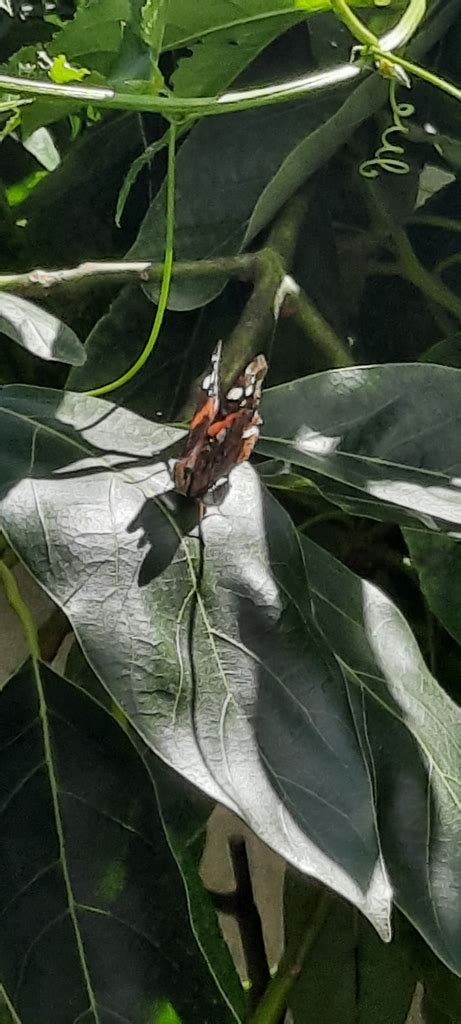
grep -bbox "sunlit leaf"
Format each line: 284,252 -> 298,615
0,386 -> 392,936
0,293 -> 85,364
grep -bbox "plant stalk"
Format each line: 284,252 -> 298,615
249,889 -> 334,1024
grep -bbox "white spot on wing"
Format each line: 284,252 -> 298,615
226,386 -> 244,401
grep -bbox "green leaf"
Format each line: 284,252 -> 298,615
170,14 -> 302,99
0,386 -> 392,937
245,0 -> 459,241
396,915 -> 461,1023
421,333 -> 461,368
21,127 -> 60,171
162,0 -> 380,49
21,113 -> 143,266
0,293 -> 85,364
404,529 -> 461,646
0,661 -> 235,1023
140,0 -> 169,60
260,363 -> 461,532
301,534 -> 461,975
131,0 -> 458,312
423,998 -> 458,1024
129,88 -> 360,310
65,642 -> 246,1022
47,0 -> 132,77
48,54 -> 91,84
284,875 -> 416,1024
0,986 -> 21,1024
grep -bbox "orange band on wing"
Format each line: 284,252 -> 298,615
190,397 -> 219,430
207,412 -> 239,438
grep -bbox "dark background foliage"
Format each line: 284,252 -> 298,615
0,2 -> 460,1022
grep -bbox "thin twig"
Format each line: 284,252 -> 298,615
0,255 -> 256,293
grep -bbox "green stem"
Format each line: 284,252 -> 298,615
330,0 -> 378,47
331,0 -> 426,49
332,0 -> 461,103
365,182 -> 461,325
86,121 -> 177,398
373,49 -> 461,102
393,224 -> 461,323
294,291 -> 353,367
0,63 -> 361,119
249,890 -> 333,1024
408,215 -> 461,234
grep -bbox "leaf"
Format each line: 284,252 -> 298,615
21,127 -> 60,171
132,0 -> 459,313
128,87 -> 360,310
0,661 -> 236,1023
245,0 -> 460,241
404,529 -> 461,646
21,113 -> 143,266
421,333 -> 461,368
259,363 -> 461,532
48,54 -> 91,84
162,0 -> 379,49
284,875 -> 416,1024
47,0 -> 132,77
301,534 -> 461,975
396,914 -> 461,1023
170,14 -> 302,99
0,293 -> 85,364
423,998 -> 458,1024
140,0 -> 168,61
65,641 -> 246,1022
0,385 -> 392,936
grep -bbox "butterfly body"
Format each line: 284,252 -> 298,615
174,342 -> 268,499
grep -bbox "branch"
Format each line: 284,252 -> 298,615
0,255 -> 256,293
0,63 -> 362,120
293,291 -> 353,367
365,180 -> 461,325
249,888 -> 334,1024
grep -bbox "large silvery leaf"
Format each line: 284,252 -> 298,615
0,662 -> 236,1023
0,293 -> 85,365
260,363 -> 461,532
0,385 -> 391,935
301,535 -> 461,976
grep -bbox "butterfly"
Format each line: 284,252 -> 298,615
173,341 -> 268,499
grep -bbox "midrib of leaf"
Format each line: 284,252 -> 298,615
260,434 -> 456,483
267,538 -> 389,873
162,7 -> 304,49
33,657 -> 100,1022
0,402 -> 240,778
0,985 -> 23,1024
337,655 -> 461,814
345,681 -> 388,888
310,582 -> 461,769
152,778 -> 243,1024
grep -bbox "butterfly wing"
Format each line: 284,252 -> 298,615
173,341 -> 222,496
174,347 -> 268,499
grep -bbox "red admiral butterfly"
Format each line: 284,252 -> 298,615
174,341 -> 268,499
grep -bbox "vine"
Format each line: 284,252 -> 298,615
86,120 -> 178,398
360,79 -> 414,178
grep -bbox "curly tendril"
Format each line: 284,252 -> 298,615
360,79 -> 415,179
